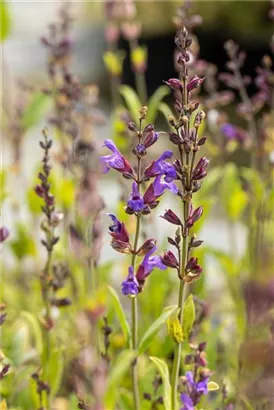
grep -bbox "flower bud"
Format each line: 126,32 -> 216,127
137,238 -> 157,256
187,75 -> 205,92
128,121 -> 138,132
143,131 -> 159,148
161,209 -> 182,226
169,132 -> 183,145
161,250 -> 179,269
164,78 -> 183,91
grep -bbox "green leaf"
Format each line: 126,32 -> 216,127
26,186 -> 43,215
157,102 -> 175,130
207,381 -> 220,391
43,349 -> 64,400
241,167 -> 264,202
182,294 -> 195,339
150,357 -> 171,410
20,311 -> 43,356
22,92 -> 51,130
9,223 -> 37,260
120,85 -> 141,124
166,308 -> 184,343
105,350 -> 135,409
220,163 -> 248,221
146,86 -> 170,123
0,0 -> 11,41
108,286 -> 132,347
138,306 -> 177,354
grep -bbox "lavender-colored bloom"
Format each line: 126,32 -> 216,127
144,151 -> 177,182
221,123 -> 238,140
101,139 -> 134,176
121,266 -> 139,297
183,371 -> 209,404
180,394 -> 194,410
127,182 -> 145,212
136,246 -> 166,282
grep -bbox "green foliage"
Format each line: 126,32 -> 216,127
0,0 -> 11,41
138,305 -> 177,354
22,92 -> 51,130
221,163 -> 248,221
105,350 -> 136,408
9,223 -> 37,260
108,286 -> 132,347
149,357 -> 171,410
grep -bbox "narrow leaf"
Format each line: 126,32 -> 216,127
120,85 -> 141,124
108,286 -> 132,347
146,85 -> 170,123
20,311 -> 43,356
22,92 -> 51,130
182,294 -> 195,339
138,306 -> 177,354
105,350 -> 135,409
150,357 -> 171,410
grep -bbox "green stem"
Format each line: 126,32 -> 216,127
130,215 -> 141,410
171,203 -> 189,410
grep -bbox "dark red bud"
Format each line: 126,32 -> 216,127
137,238 -> 157,256
161,250 -> 179,269
0,227 -> 9,243
161,209 -> 182,226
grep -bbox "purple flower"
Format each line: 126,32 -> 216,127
144,151 -> 177,182
143,176 -> 178,207
221,123 -> 238,140
107,213 -> 129,243
180,394 -> 194,410
101,139 -> 135,176
127,182 -> 145,212
186,371 -> 209,395
136,246 -> 166,283
121,266 -> 139,297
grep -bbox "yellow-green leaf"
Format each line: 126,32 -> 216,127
166,308 -> 184,343
207,381 -> 220,391
108,286 -> 132,347
182,294 -> 195,339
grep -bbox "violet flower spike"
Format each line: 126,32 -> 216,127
121,266 -> 139,297
101,139 -> 134,176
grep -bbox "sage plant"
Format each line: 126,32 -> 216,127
101,106 -> 178,409
162,27 -> 208,409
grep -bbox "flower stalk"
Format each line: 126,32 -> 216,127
162,27 -> 208,409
